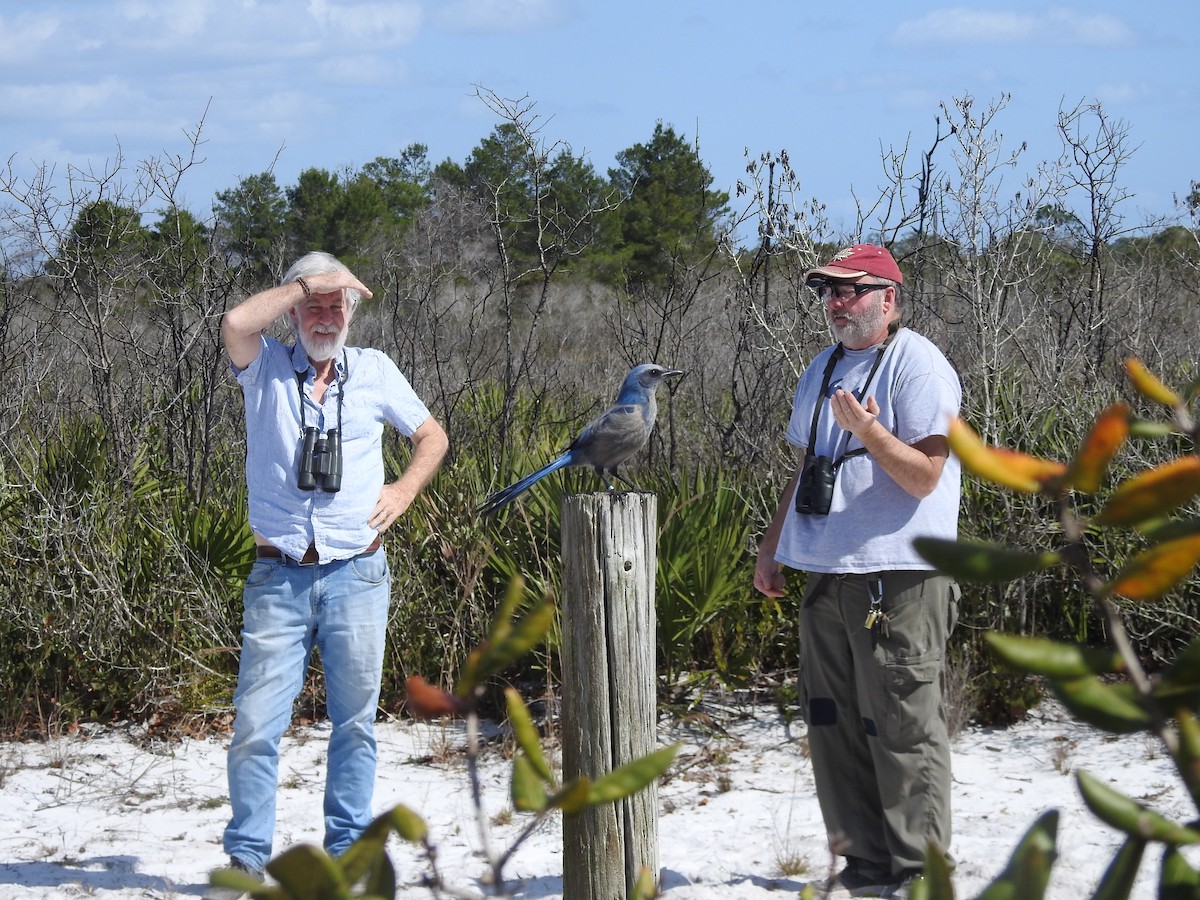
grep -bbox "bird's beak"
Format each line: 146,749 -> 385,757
663,369 -> 685,379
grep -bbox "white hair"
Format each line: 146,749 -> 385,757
281,251 -> 362,312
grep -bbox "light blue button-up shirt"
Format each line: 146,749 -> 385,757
234,337 -> 431,562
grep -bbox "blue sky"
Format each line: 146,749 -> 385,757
2,0 -> 1196,242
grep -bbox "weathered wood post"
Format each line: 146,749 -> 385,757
561,491 -> 659,900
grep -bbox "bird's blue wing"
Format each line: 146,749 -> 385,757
573,402 -> 652,471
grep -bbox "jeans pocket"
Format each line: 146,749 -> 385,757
244,558 -> 280,589
349,548 -> 388,585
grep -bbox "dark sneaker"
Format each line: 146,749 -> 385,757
202,857 -> 263,900
813,858 -> 897,898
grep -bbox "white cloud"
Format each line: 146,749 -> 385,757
0,77 -> 135,119
316,55 -> 408,86
307,0 -> 422,45
893,7 -> 1136,47
435,0 -> 576,35
115,0 -> 216,38
1093,82 -> 1149,105
2,1 -> 421,75
0,11 -> 63,63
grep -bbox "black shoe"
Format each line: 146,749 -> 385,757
881,870 -> 925,899
813,858 -> 897,898
202,857 -> 263,900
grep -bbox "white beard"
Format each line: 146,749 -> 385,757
300,325 -> 347,362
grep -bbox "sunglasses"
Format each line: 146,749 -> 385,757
807,281 -> 889,301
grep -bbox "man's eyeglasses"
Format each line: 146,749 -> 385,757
807,280 -> 889,302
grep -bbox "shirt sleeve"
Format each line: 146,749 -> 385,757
374,351 -> 432,437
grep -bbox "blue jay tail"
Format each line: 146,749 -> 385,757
477,364 -> 683,516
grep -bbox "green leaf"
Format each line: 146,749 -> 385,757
921,842 -> 956,899
333,805 -> 420,895
1050,676 -> 1150,734
587,743 -> 680,805
1136,516 -> 1200,542
630,865 -> 659,900
505,687 -> 553,783
550,777 -> 592,815
336,809 -> 396,886
459,588 -> 555,697
459,576 -> 526,695
654,466 -> 757,680
975,809 -> 1058,900
208,865 -> 275,897
1160,846 -> 1200,893
986,633 -> 1124,679
485,598 -> 556,675
1160,637 -> 1200,689
1087,836 -> 1145,900
914,538 -> 1061,582
1077,770 -> 1200,844
359,852 -> 397,899
511,751 -> 549,812
1127,420 -> 1178,440
384,804 -> 429,843
266,844 -> 350,899
1177,709 -> 1200,795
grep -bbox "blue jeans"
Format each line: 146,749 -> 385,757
222,547 -> 390,869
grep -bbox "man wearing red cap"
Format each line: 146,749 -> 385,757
754,244 -> 961,899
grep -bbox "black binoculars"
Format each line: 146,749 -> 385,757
298,427 -> 343,492
794,454 -> 836,516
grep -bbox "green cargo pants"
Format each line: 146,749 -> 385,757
798,570 -> 959,876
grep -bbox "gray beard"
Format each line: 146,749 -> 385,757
831,299 -> 886,347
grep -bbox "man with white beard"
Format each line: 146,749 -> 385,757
206,251 -> 448,899
753,244 -> 961,899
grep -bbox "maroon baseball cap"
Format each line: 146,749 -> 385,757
804,244 -> 903,284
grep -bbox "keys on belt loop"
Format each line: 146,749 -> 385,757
864,575 -> 886,632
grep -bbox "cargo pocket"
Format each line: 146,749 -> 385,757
948,580 -> 961,637
797,619 -> 813,727
879,654 -> 943,748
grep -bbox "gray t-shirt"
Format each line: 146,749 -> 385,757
775,327 -> 961,574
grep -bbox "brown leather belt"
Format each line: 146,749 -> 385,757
256,536 -> 382,566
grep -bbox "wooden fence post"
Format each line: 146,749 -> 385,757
561,491 -> 659,900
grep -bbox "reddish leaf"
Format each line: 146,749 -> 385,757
1110,534 -> 1200,601
948,419 -> 1067,494
1068,403 -> 1129,494
1096,457 -> 1200,527
1125,357 -> 1181,407
405,676 -> 467,719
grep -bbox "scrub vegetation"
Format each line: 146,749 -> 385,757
0,88 -> 1197,741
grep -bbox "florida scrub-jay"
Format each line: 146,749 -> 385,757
478,363 -> 683,515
